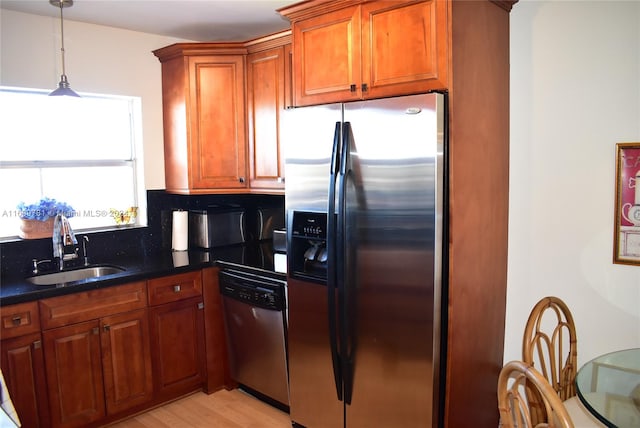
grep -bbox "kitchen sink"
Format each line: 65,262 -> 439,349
26,265 -> 126,286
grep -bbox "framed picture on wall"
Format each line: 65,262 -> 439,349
614,142 -> 640,265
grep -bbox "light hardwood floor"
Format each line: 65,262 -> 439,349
106,389 -> 291,428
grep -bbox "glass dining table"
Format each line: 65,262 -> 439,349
575,348 -> 640,427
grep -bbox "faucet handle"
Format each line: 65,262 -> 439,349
82,235 -> 90,266
32,258 -> 52,275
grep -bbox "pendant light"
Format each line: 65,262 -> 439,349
49,0 -> 80,97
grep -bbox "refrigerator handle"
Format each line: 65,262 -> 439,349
327,121 -> 343,401
338,122 -> 355,405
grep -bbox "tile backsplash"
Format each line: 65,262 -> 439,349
1,190 -> 284,280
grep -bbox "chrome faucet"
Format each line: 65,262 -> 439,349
52,213 -> 78,270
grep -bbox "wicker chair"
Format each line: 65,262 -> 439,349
498,360 -> 575,428
522,297 -> 608,427
523,296 -> 577,400
522,296 -> 577,425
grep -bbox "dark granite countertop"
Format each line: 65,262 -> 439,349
0,242 -> 285,306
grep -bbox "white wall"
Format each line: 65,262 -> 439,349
2,2 -> 639,366
507,0 -> 640,366
0,9 -> 191,189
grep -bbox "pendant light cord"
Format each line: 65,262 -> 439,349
49,0 -> 78,96
58,3 -> 67,77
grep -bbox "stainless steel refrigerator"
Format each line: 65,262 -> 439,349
284,93 -> 446,428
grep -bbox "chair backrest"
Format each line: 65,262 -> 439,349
498,360 -> 575,428
523,296 -> 578,400
522,296 -> 578,425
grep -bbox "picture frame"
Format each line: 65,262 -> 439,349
614,142 -> 640,265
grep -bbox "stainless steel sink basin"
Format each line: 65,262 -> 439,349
26,265 -> 125,285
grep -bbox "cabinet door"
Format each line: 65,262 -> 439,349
43,320 -> 105,428
1,333 -> 50,428
188,55 -> 248,191
100,309 -> 153,415
247,46 -> 286,191
291,5 -> 362,106
149,297 -> 205,400
361,0 -> 448,98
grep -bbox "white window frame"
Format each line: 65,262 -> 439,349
0,86 -> 147,240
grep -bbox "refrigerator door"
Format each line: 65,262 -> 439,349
343,93 -> 445,428
285,103 -> 344,428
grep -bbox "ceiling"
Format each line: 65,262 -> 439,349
0,0 -> 298,42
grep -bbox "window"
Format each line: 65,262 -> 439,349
0,87 -> 146,239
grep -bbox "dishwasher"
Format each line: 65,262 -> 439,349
219,268 -> 289,410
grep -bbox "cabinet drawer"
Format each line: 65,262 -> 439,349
39,282 -> 147,330
147,271 -> 202,306
1,301 -> 40,339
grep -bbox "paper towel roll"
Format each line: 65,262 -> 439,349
172,210 -> 188,251
172,250 -> 189,267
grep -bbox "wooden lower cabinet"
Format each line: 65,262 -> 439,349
0,332 -> 50,428
42,309 -> 153,428
2,270 -> 213,427
148,296 -> 206,400
101,309 -> 153,415
43,320 -> 106,428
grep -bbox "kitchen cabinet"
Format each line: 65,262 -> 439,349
39,281 -> 151,428
246,35 -> 292,192
153,44 -> 248,194
0,268 -> 223,426
280,0 -> 448,106
154,32 -> 292,195
0,301 -> 49,428
42,320 -> 106,428
147,271 -> 206,401
201,266 -> 233,392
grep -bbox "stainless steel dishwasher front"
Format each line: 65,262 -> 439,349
219,268 -> 289,409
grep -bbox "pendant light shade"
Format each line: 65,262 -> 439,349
49,0 -> 80,97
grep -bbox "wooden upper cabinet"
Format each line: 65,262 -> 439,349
246,43 -> 289,191
279,0 -> 448,106
361,0 -> 448,99
153,44 -> 248,194
290,5 -> 362,105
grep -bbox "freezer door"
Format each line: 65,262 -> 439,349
342,93 -> 445,428
284,104 -> 344,427
287,277 -> 344,428
283,103 -> 342,215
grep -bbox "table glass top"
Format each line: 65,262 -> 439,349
575,348 -> 640,427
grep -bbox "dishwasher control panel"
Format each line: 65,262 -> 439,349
219,269 -> 285,311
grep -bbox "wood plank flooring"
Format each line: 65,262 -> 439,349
106,389 -> 291,428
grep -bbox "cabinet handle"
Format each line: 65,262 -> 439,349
277,177 -> 285,183
33,340 -> 41,349
350,84 -> 357,93
92,327 -> 99,335
362,83 -> 368,92
103,325 -> 111,331
197,302 -> 204,310
239,177 -> 245,183
173,285 -> 181,293
11,316 -> 21,326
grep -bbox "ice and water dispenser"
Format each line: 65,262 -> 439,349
289,211 -> 328,283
